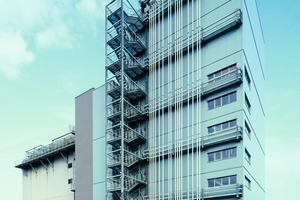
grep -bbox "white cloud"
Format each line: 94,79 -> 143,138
36,22 -> 77,49
0,32 -> 34,79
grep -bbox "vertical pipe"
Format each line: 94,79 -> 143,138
105,4 -> 108,200
120,0 -> 125,199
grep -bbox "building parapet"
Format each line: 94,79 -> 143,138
15,132 -> 75,169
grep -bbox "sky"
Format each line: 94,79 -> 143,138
0,0 -> 298,199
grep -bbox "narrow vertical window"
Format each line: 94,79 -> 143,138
245,121 -> 251,137
245,66 -> 251,87
245,93 -> 251,113
245,176 -> 251,190
245,148 -> 251,164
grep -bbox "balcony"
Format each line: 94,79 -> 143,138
202,69 -> 242,96
107,22 -> 147,55
202,184 -> 243,199
107,0 -> 145,32
147,127 -> 243,159
149,9 -> 242,66
149,83 -> 201,113
201,126 -> 243,149
107,47 -> 148,80
107,73 -> 147,100
202,9 -> 242,44
148,69 -> 242,114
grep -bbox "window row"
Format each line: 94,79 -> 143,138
208,175 -> 237,188
208,64 -> 237,84
208,92 -> 237,110
208,119 -> 237,134
208,147 -> 237,162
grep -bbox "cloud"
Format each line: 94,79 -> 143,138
0,32 -> 34,79
36,21 -> 77,49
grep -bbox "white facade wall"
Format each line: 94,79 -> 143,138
22,153 -> 75,200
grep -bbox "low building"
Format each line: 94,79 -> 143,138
15,132 -> 75,200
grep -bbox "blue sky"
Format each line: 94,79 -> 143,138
0,0 -> 298,199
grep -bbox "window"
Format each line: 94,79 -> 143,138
245,66 -> 251,86
245,121 -> 251,137
208,175 -> 237,188
68,178 -> 73,184
208,119 -> 237,134
68,163 -> 72,168
245,148 -> 251,164
245,176 -> 251,190
208,147 -> 237,162
208,92 -> 237,110
208,64 -> 237,84
245,93 -> 251,113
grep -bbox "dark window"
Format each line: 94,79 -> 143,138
208,175 -> 237,188
208,92 -> 237,110
245,93 -> 251,112
208,179 -> 214,187
230,92 -> 237,102
245,66 -> 251,85
68,163 -> 72,168
245,176 -> 251,189
245,121 -> 251,137
245,148 -> 251,164
222,177 -> 229,185
230,176 -> 237,184
208,147 -> 237,162
68,178 -> 73,184
230,148 -> 237,158
207,64 -> 237,83
207,119 -> 237,134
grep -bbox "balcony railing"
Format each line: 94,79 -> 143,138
147,127 -> 243,159
202,68 -> 243,96
15,133 -> 75,168
149,69 -> 242,114
202,9 -> 242,43
144,184 -> 242,199
202,184 -> 243,199
201,126 -> 243,148
149,9 -> 242,66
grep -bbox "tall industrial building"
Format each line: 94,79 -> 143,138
104,0 -> 265,199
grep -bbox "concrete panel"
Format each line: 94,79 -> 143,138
75,89 -> 94,200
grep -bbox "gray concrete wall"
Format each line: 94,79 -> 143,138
75,88 -> 94,200
92,85 -> 106,200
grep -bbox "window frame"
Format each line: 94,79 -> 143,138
207,119 -> 237,134
245,120 -> 251,138
245,176 -> 251,190
244,66 -> 251,88
245,93 -> 251,113
245,148 -> 251,164
207,64 -> 238,84
208,175 -> 237,188
208,91 -> 237,110
208,147 -> 237,162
